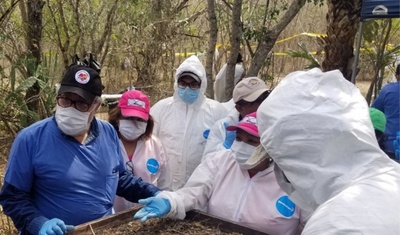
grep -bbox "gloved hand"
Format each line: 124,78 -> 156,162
133,196 -> 171,223
203,129 -> 210,139
39,218 -> 75,235
223,122 -> 236,149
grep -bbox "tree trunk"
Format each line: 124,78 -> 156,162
321,0 -> 361,81
365,19 -> 392,105
135,0 -> 165,87
24,0 -> 45,125
247,0 -> 306,77
97,0 -> 119,65
205,0 -> 218,99
46,0 -> 70,68
224,0 -> 242,101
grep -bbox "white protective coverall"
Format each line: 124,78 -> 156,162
202,108 -> 240,159
213,63 -> 244,102
220,98 -> 235,112
151,55 -> 227,191
114,136 -> 172,212
158,149 -> 305,235
257,68 -> 400,234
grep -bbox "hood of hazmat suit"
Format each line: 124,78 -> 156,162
151,55 -> 227,190
257,68 -> 400,234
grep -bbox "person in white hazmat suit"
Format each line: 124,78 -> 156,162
256,68 -> 400,234
151,55 -> 227,191
213,53 -> 245,112
203,77 -> 270,158
108,90 -> 172,212
133,112 -> 307,235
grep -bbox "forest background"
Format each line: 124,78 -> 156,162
0,0 -> 400,232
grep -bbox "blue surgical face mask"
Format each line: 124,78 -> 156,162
178,87 -> 200,104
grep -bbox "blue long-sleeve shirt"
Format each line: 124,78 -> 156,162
0,117 -> 160,235
372,81 -> 400,153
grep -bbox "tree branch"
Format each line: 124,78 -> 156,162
0,0 -> 19,25
205,0 -> 218,98
224,0 -> 242,100
248,0 -> 307,76
96,0 -> 119,56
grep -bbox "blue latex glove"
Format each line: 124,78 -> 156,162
223,122 -> 236,149
203,129 -> 210,139
133,197 -> 171,223
39,218 -> 75,235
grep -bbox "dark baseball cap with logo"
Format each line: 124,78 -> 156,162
58,65 -> 103,102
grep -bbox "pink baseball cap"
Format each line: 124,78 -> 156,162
118,90 -> 150,120
226,112 -> 259,137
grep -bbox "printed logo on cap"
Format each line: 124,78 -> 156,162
276,195 -> 295,217
127,98 -> 146,109
247,78 -> 260,87
146,158 -> 159,175
241,116 -> 257,125
75,70 -> 90,84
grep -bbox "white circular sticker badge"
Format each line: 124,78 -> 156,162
75,70 -> 91,84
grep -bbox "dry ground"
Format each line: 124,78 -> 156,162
102,218 -> 242,235
356,80 -> 371,97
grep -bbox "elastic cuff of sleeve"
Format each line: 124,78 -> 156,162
27,215 -> 48,235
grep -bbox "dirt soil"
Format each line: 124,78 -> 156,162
101,218 -> 242,235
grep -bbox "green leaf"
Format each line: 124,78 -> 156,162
285,43 -> 321,69
14,76 -> 38,93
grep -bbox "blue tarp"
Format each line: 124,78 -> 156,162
361,0 -> 400,20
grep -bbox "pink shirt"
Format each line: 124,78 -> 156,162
114,136 -> 172,212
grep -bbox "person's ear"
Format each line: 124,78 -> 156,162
91,102 -> 101,113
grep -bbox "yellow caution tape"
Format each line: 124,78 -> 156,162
168,33 -> 327,57
174,52 -> 198,57
276,32 -> 326,44
273,51 -> 319,56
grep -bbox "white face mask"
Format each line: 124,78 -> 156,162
231,140 -> 257,168
119,119 -> 147,141
55,105 -> 91,136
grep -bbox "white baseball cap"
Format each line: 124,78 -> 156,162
233,77 -> 268,103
